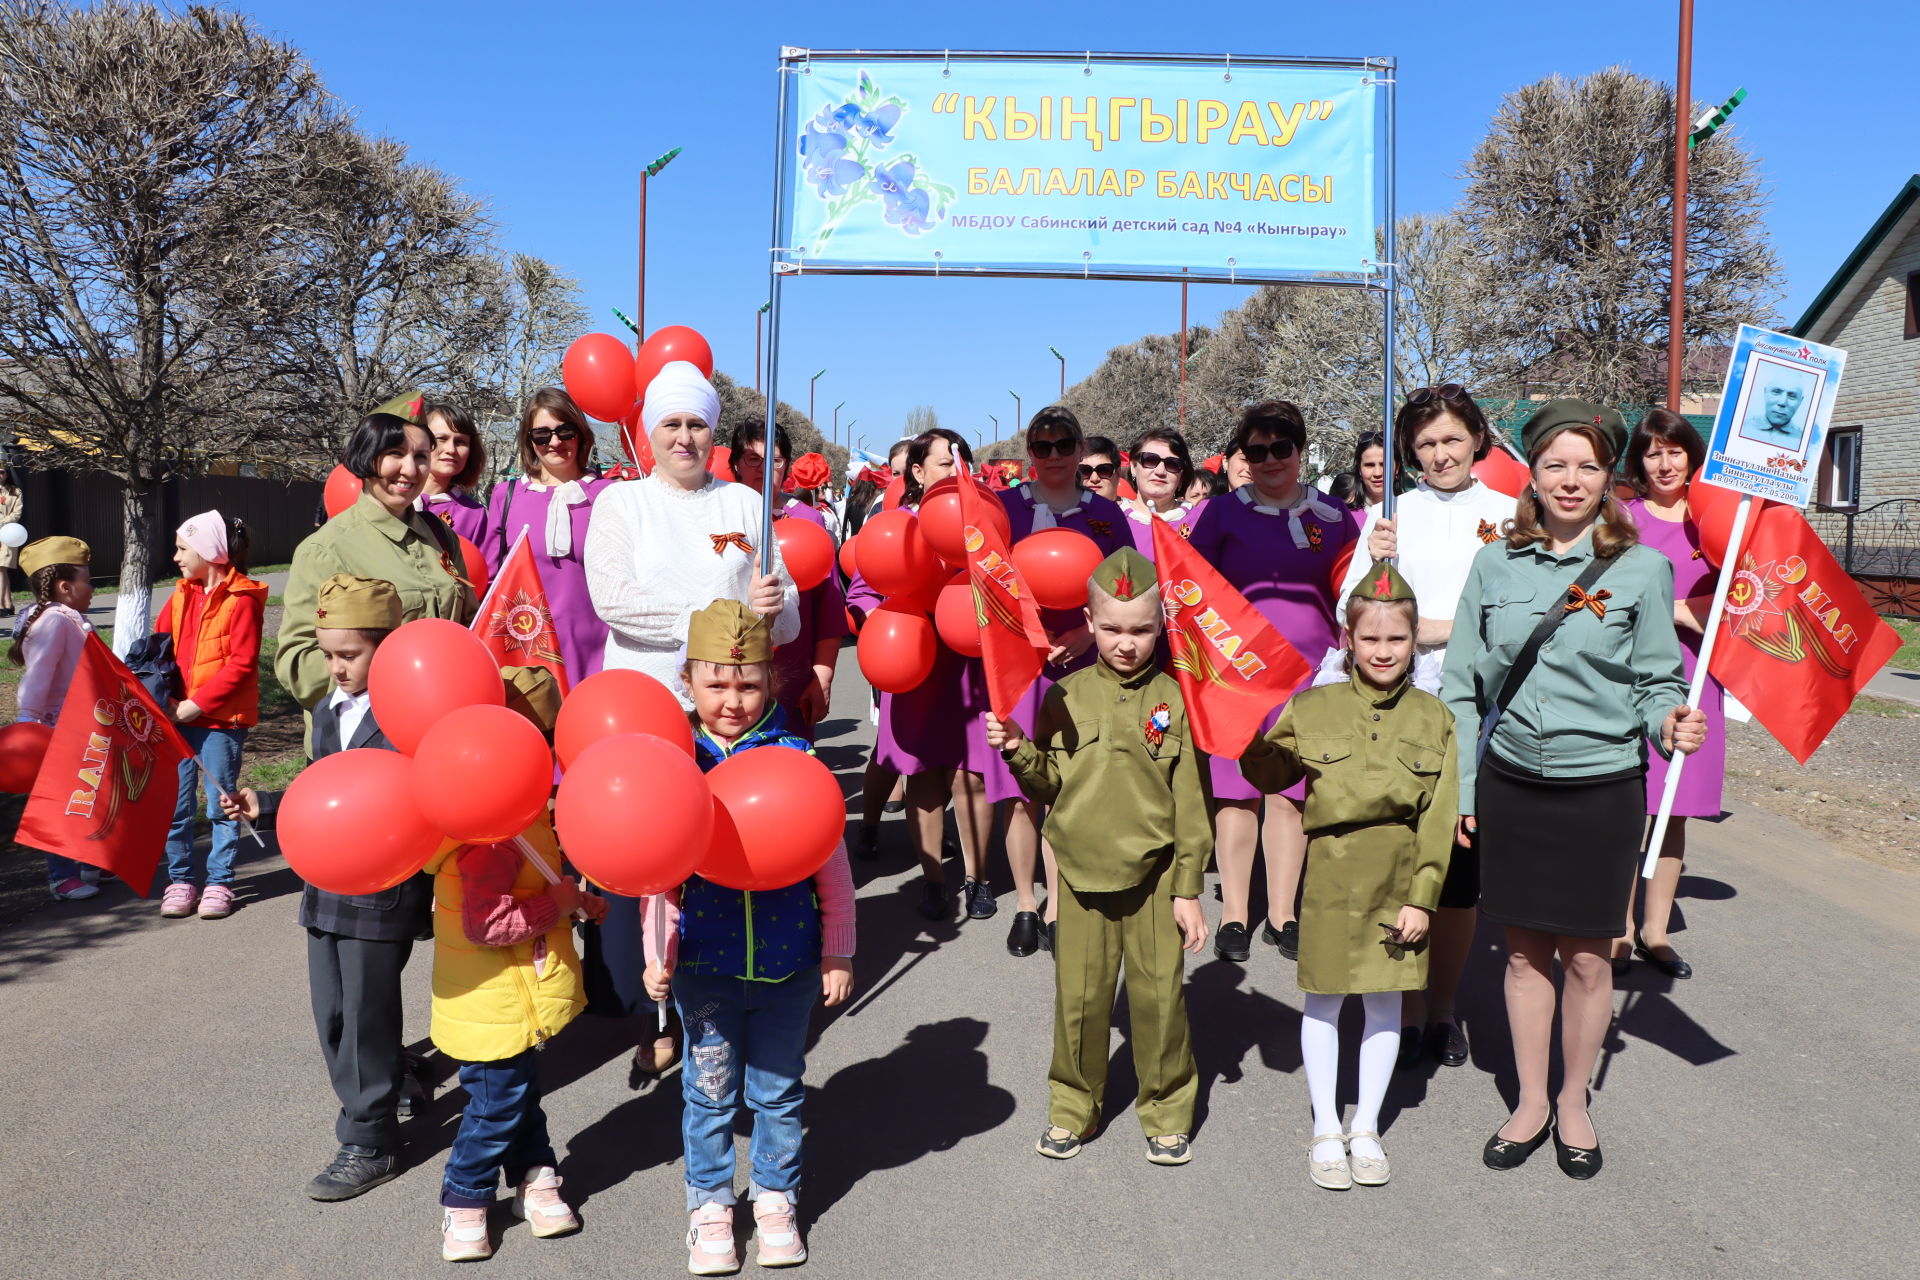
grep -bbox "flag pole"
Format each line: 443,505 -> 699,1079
1642,492 -> 1751,877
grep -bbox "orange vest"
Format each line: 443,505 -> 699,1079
166,567 -> 269,728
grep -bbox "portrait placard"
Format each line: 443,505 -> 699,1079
1701,325 -> 1846,506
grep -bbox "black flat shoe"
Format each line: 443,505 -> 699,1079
854,824 -> 881,861
1552,1121 -> 1603,1179
1041,921 -> 1056,955
1395,1026 -> 1424,1070
1214,921 -> 1250,962
1482,1117 -> 1551,1170
1427,1021 -> 1469,1067
1634,941 -> 1692,979
1260,919 -> 1299,960
1610,945 -> 1632,978
1007,911 -> 1041,957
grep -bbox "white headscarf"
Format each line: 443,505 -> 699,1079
641,361 -> 722,436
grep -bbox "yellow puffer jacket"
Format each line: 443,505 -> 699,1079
425,818 -> 584,1063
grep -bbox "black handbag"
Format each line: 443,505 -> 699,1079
122,631 -> 181,706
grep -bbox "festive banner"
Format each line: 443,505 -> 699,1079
957,472 -> 1049,718
1151,517 -> 1311,757
473,530 -> 572,695
781,53 -> 1381,281
16,633 -> 194,894
1701,324 -> 1846,507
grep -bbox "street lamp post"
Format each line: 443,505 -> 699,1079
637,146 -> 683,344
755,301 -> 770,394
1009,389 -> 1021,433
1049,345 -> 1066,399
810,369 -> 827,425
833,401 -> 846,449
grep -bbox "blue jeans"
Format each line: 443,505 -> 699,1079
163,724 -> 247,887
673,967 -> 819,1211
441,1049 -> 557,1208
44,853 -> 98,888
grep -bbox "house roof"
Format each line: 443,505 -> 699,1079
1791,174 -> 1920,341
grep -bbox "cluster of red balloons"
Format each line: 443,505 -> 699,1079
273,622 -> 844,899
561,326 -> 716,465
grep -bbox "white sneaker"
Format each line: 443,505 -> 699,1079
441,1207 -> 492,1262
686,1202 -> 738,1276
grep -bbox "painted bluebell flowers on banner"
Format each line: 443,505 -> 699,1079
797,69 -> 957,250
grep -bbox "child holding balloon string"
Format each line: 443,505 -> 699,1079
641,598 -> 855,1275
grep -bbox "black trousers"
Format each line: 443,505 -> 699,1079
307,928 -> 414,1149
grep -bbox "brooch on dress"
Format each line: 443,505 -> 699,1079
1145,702 -> 1171,748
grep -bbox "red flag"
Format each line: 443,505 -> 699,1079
1698,496 -> 1901,764
956,471 -> 1049,718
473,529 -> 572,695
1150,517 -> 1312,758
16,633 -> 194,895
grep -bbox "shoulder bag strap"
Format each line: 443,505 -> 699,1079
1476,552 -> 1619,767
495,479 -> 517,561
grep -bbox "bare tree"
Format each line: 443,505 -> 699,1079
483,254 -> 588,420
711,371 -> 847,482
902,405 -> 940,437
0,0 -> 349,642
1459,66 -> 1781,406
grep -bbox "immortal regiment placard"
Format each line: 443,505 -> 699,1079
1701,324 -> 1846,506
782,54 -> 1379,280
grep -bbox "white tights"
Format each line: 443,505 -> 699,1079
1301,991 -> 1400,1162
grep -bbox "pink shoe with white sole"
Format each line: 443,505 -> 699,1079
198,885 -> 236,919
511,1166 -> 579,1238
753,1191 -> 806,1268
160,883 -> 198,916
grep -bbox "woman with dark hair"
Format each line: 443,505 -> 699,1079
279,408 -> 476,707
481,387 -> 614,680
1346,431 -> 1388,511
1337,383 -> 1517,1067
1186,465 -> 1230,504
1442,400 -> 1704,1177
991,406 -> 1132,957
1222,437 -> 1254,490
1189,400 -> 1358,963
419,397 -> 488,545
1119,426 -> 1201,555
0,466 -> 21,617
1615,407 -> 1721,980
1078,434 -> 1122,503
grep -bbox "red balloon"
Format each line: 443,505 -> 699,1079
556,734 -> 711,896
323,466 -> 362,519
880,476 -> 906,511
701,746 -> 845,891
456,535 -> 489,599
917,477 -> 1010,562
856,509 -> 940,598
562,333 -> 639,423
278,749 -> 443,894
618,400 -> 647,465
411,705 -> 555,843
709,443 -> 734,483
934,575 -> 983,657
367,618 -> 507,755
1011,528 -> 1104,610
857,600 -> 937,693
776,517 -> 835,591
553,668 -> 694,770
837,531 -> 860,581
0,720 -> 54,792
633,326 -> 717,402
1471,447 -> 1532,498
907,565 -> 956,616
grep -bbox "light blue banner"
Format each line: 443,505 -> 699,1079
781,55 -> 1381,282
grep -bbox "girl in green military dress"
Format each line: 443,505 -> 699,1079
1241,560 -> 1458,1191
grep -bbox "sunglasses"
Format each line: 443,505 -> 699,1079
1077,462 -> 1116,480
1028,437 -> 1077,459
1242,440 -> 1297,464
528,426 -> 579,446
1133,450 -> 1181,473
1405,383 -> 1469,407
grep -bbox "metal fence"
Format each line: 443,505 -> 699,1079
1809,498 -> 1920,620
11,469 -> 325,576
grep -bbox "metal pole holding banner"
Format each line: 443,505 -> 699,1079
1375,56 -> 1398,526
1642,492 -> 1751,878
759,53 -> 796,571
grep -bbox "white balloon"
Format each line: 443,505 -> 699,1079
0,523 -> 26,549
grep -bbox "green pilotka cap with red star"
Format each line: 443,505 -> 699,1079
1089,546 -> 1157,603
370,390 -> 428,425
1348,558 -> 1418,607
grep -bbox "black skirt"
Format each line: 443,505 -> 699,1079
1477,756 -> 1644,938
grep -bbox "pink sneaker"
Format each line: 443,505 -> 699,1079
752,1191 -> 806,1268
511,1166 -> 579,1238
440,1207 -> 492,1262
686,1202 -> 738,1275
50,877 -> 100,902
197,885 -> 235,919
160,883 -> 198,917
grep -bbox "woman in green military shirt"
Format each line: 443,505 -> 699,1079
278,403 -> 476,709
1441,400 -> 1706,1180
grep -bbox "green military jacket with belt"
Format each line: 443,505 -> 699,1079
1003,660 -> 1212,899
1240,670 -> 1458,995
277,490 -> 477,710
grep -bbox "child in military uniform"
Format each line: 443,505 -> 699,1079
1240,560 -> 1458,1190
986,546 -> 1211,1166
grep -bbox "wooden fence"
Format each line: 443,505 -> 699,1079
10,469 -> 325,576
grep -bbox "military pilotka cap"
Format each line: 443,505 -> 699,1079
1349,558 -> 1418,607
370,390 -> 427,425
20,536 -> 90,578
1520,398 -> 1628,460
1090,546 -> 1158,603
503,665 -> 562,734
315,574 -> 403,630
686,599 -> 772,665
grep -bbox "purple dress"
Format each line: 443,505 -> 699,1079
773,499 -> 850,739
421,490 -> 487,546
1625,498 -> 1727,817
1123,499 -> 1203,558
481,474 -> 615,682
983,487 -> 1134,803
1186,485 -> 1359,802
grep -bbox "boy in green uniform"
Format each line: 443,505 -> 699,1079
985,546 -> 1212,1166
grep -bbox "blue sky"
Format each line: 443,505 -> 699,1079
237,0 -> 1915,457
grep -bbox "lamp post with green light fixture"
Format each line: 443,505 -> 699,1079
636,146 -> 682,345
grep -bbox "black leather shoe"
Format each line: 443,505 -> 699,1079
1634,941 -> 1692,979
1552,1121 -> 1603,1179
854,824 -> 881,861
1042,921 -> 1056,956
1610,946 -> 1632,978
305,1145 -> 398,1201
1427,1021 -> 1469,1067
1214,921 -> 1250,962
1007,911 -> 1042,957
1482,1118 -> 1551,1170
1260,919 -> 1299,960
1395,1026 -> 1424,1070
916,880 -> 950,921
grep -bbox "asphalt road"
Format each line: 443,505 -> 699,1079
4,670 -> 1916,1280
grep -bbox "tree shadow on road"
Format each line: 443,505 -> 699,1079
802,1017 -> 1016,1226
